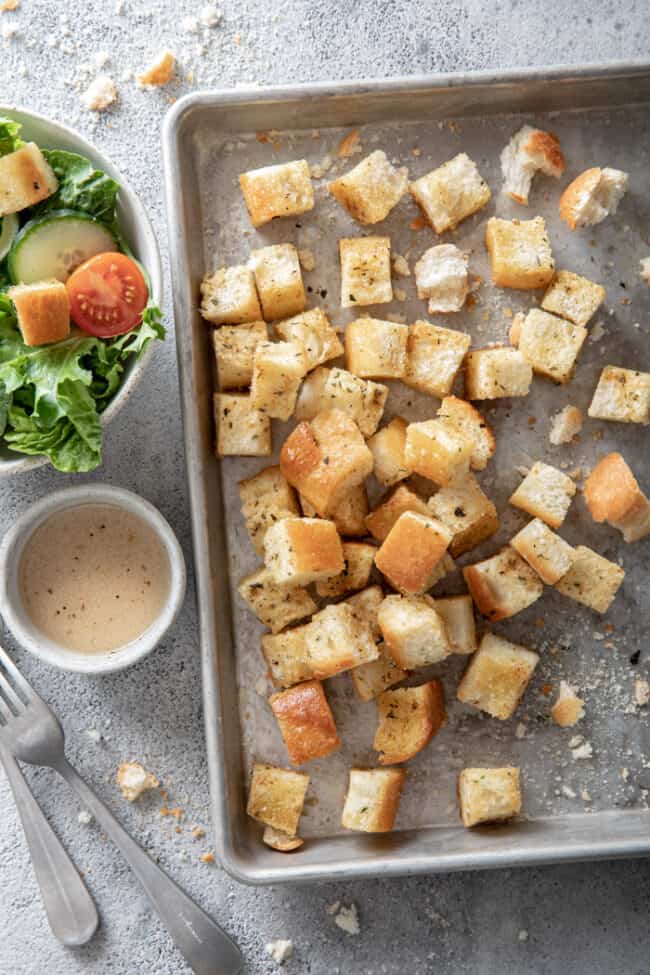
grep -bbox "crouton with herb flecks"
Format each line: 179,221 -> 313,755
514,308 -> 587,385
316,541 -> 376,597
342,768 -> 406,832
300,482 -> 370,537
458,767 -> 521,827
367,417 -> 411,487
200,265 -> 262,325
339,236 -> 392,308
588,366 -> 650,425
375,511 -> 452,595
405,418 -> 472,486
263,517 -> 344,586
554,545 -> 625,614
463,546 -> 543,621
374,681 -> 446,764
485,216 -> 555,289
428,474 -> 499,557
212,321 -> 268,389
238,567 -> 317,633
404,321 -> 471,399
541,270 -> 605,327
295,366 -> 388,437
246,763 -> 309,835
214,393 -> 271,456
249,340 -> 308,420
351,645 -> 407,701
8,280 -> 70,347
378,593 -> 450,669
510,518 -> 576,585
345,317 -> 408,379
329,150 -> 408,224
0,142 -> 58,217
464,347 -> 533,400
250,243 -> 306,321
457,632 -> 539,720
239,465 -> 300,556
239,160 -> 314,228
345,585 -> 384,642
509,461 -> 576,529
437,397 -> 495,471
409,153 -> 490,233
365,484 -> 430,543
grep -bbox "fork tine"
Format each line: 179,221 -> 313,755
0,692 -> 13,723
0,668 -> 25,713
0,644 -> 35,699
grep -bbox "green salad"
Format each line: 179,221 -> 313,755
0,116 -> 164,472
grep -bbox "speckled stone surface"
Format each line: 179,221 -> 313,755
0,2 -> 648,973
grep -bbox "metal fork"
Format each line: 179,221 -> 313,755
0,645 -> 243,975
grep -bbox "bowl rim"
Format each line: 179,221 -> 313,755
0,484 -> 186,674
0,105 -> 163,477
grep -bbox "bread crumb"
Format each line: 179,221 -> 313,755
640,257 -> 650,284
410,216 -> 426,230
200,852 -> 215,864
549,405 -> 583,445
561,784 -> 576,799
589,320 -> 606,343
191,826 -> 206,840
86,728 -> 102,743
518,929 -> 529,943
334,903 -> 360,935
160,806 -> 183,820
515,721 -> 527,739
338,130 -> 361,158
182,14 -> 199,32
581,789 -> 592,802
200,5 -> 222,27
326,900 -> 340,915
393,254 -> 411,277
0,0 -> 19,10
265,940 -> 293,964
116,761 -> 159,801
570,740 -> 593,761
311,153 -> 333,179
633,678 -> 650,707
138,50 -> 176,87
77,809 -> 93,825
81,75 -> 117,112
298,248 -> 315,272
394,287 -> 407,302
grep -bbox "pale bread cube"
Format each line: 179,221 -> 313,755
414,244 -> 469,314
345,585 -> 384,642
551,681 -> 585,727
249,340 -> 308,420
457,632 -> 539,720
404,320 -> 471,399
588,366 -> 650,425
301,482 -> 370,537
541,270 -> 605,327
239,159 -> 314,227
367,417 -> 411,487
409,153 -> 490,233
262,827 -> 303,852
509,461 -> 576,529
280,409 -> 373,516
239,465 -> 300,556
516,308 -> 587,385
316,541 -> 376,597
200,265 -> 262,324
237,567 -> 317,633
8,280 -> 70,347
437,396 -> 496,471
345,317 -> 408,379
464,347 -> 532,400
549,405 -> 583,445
341,768 -> 406,832
329,150 -> 408,224
584,452 -> 650,542
500,125 -> 564,204
378,593 -> 450,669
559,166 -> 628,230
405,418 -> 472,486
554,545 -> 625,614
351,645 -> 407,701
214,393 -> 271,456
427,474 -> 499,557
458,767 -> 521,827
270,680 -> 340,765
274,307 -> 343,371
433,595 -> 476,654
0,142 -> 58,216
463,546 -> 543,621
264,517 -> 344,585
365,484 -> 430,542
250,243 -> 306,321
261,627 -> 311,688
510,518 -> 576,585
375,511 -> 452,595
485,216 -> 555,289
295,366 -> 387,437
374,681 -> 446,764
339,236 -> 392,307
212,321 -> 268,389
247,763 -> 309,835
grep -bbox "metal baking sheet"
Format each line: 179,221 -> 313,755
162,64 -> 650,884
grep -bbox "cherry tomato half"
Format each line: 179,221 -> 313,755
66,252 -> 148,337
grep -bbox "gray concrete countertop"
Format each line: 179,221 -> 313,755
0,2 -> 648,972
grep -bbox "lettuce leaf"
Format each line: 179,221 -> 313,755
0,116 -> 23,157
33,150 -> 120,225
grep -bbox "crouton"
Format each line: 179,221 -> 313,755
246,763 -> 309,835
264,517 -> 344,586
270,680 -> 340,765
541,270 -> 605,327
339,236 -> 392,307
409,153 -> 490,233
458,767 -> 522,827
433,594 -> 476,654
485,216 -> 555,289
428,474 -> 499,557
274,307 -> 343,371
509,461 -> 576,529
549,405 -> 583,445
464,347 -> 533,400
239,160 -> 314,228
584,452 -> 650,542
550,681 -> 585,727
200,265 -> 262,325
328,150 -> 408,224
414,244 -> 469,314
510,518 -> 575,585
342,768 -> 406,832
365,484 -> 430,542
457,632 -> 539,720
374,681 -> 446,764
554,545 -> 625,614
404,320 -> 471,399
295,366 -> 387,438
559,167 -> 629,230
316,541 -> 376,597
345,585 -> 384,642
375,511 -> 452,595
501,125 -> 564,204
8,280 -> 70,347
300,482 -> 369,537
214,393 -> 271,456
588,366 -> 650,425
249,340 -> 308,420
239,465 -> 300,556
249,244 -> 306,321
138,50 -> 175,87
212,321 -> 268,389
515,308 -> 587,385
351,645 -> 407,701
262,826 -> 304,852
367,417 -> 411,487
463,547 -> 544,621
238,567 -> 317,633
280,409 -> 373,516
437,397 -> 496,471
0,142 -> 58,216
405,418 -> 472,486
345,317 -> 408,379
378,593 -> 450,668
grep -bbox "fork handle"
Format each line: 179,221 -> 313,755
0,744 -> 98,946
53,757 -> 243,975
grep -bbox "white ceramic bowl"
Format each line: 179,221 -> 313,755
0,106 -> 163,477
0,484 -> 186,674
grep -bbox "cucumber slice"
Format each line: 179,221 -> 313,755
0,213 -> 18,262
7,209 -> 116,285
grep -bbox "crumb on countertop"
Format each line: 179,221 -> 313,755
333,903 -> 360,935
138,50 -> 176,88
81,75 -> 117,111
116,761 -> 159,801
265,939 -> 293,964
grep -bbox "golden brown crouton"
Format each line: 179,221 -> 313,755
550,681 -> 585,727
374,681 -> 446,764
409,153 -> 490,233
239,160 -> 314,228
345,317 -> 408,379
375,511 -> 452,595
365,484 -> 430,542
433,595 -> 476,654
405,418 -> 472,486
436,397 -> 496,471
250,243 -> 306,321
500,125 -> 564,204
295,366 -> 388,437
213,321 -> 268,390
463,546 -> 544,621
250,340 -> 308,420
300,482 -> 370,537
588,366 -> 650,425
274,307 -> 343,371
559,167 -> 628,230
485,216 -> 555,289
457,632 -> 539,720
350,645 -> 407,701
509,461 -> 576,529
239,465 -> 300,556
367,417 -> 411,487
341,768 -> 406,832
427,474 -> 499,557
583,452 -> 650,542
464,347 -> 533,400
541,270 -> 605,327
458,767 -> 521,827
339,236 -> 392,307
329,150 -> 408,224
200,265 -> 262,325
378,593 -> 450,668
246,763 -> 309,834
264,517 -> 344,586
8,280 -> 70,347
509,518 -> 576,585
237,567 -> 317,633
344,585 -> 384,642
554,545 -> 625,614
270,680 -> 340,765
262,826 -> 304,852
515,308 -> 587,385
404,320 -> 471,399
316,541 -> 376,597
214,393 -> 271,457
0,142 -> 58,216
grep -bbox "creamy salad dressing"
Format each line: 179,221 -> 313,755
19,503 -> 171,654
